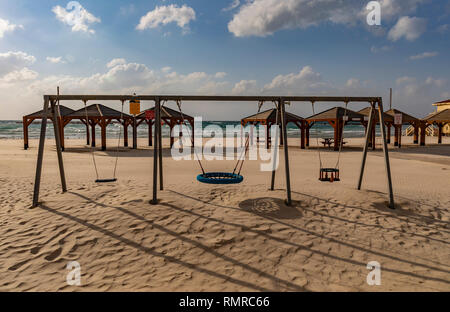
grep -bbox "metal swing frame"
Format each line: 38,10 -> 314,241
31,95 -> 394,209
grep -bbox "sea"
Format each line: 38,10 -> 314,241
0,120 -> 400,140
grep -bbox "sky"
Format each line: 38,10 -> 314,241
0,0 -> 449,120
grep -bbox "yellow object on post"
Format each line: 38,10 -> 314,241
129,99 -> 140,115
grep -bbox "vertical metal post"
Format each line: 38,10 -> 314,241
280,99 -> 292,205
32,97 -> 50,207
377,99 -> 395,209
357,103 -> 375,190
50,100 -> 67,193
270,103 -> 280,191
158,103 -> 163,190
150,98 -> 160,205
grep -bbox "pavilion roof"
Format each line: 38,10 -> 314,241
424,109 -> 450,123
357,107 -> 394,122
65,104 -> 132,119
306,107 -> 365,122
136,106 -> 194,120
241,108 -> 304,124
384,109 -> 419,123
433,99 -> 450,106
24,105 -> 75,118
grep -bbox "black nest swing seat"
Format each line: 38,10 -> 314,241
319,168 -> 340,182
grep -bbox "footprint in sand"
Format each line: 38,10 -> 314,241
30,246 -> 41,255
44,247 -> 62,261
8,259 -> 29,271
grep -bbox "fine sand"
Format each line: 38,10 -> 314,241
0,136 -> 449,291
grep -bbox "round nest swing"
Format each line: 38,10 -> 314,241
197,172 -> 244,185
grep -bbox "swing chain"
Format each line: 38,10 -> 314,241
175,100 -> 206,175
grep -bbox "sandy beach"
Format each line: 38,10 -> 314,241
0,136 -> 449,291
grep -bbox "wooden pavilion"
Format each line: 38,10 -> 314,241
424,109 -> 450,144
62,104 -> 135,151
358,107 -> 394,149
384,109 -> 421,147
241,108 -> 307,149
23,105 -> 75,150
135,106 -> 194,148
306,107 -> 365,151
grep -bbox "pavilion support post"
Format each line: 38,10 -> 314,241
148,121 -> 153,146
420,122 -> 426,146
377,99 -> 395,209
357,104 -> 375,192
123,121 -> 128,147
306,126 -> 310,147
413,124 -> 419,144
150,98 -> 160,205
398,126 -> 402,148
23,117 -> 29,150
333,120 -> 339,151
132,117 -> 137,149
438,123 -> 443,144
85,120 -> 90,146
100,118 -> 107,151
50,100 -> 67,194
300,122 -> 306,149
280,99 -> 292,205
91,121 -> 96,147
387,124 -> 391,144
32,97 -> 50,207
394,126 -> 399,146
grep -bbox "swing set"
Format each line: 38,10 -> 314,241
31,95 -> 395,210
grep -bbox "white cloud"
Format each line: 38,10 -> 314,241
0,51 -> 36,76
52,2 -> 101,34
232,80 -> 258,95
136,5 -> 196,32
215,72 -> 227,79
437,24 -> 449,33
388,16 -> 427,41
227,0 -> 428,37
370,45 -> 392,53
223,0 -> 241,12
46,56 -> 65,64
0,18 -> 23,38
263,66 -> 327,93
346,78 -> 360,88
409,51 -> 438,60
1,68 -> 38,83
106,58 -> 126,68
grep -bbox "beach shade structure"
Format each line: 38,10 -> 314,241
358,107 -> 394,149
135,106 -> 195,148
306,107 -> 365,151
63,104 -> 134,151
424,109 -> 450,144
241,108 -> 307,149
23,105 -> 75,150
384,109 -> 421,148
